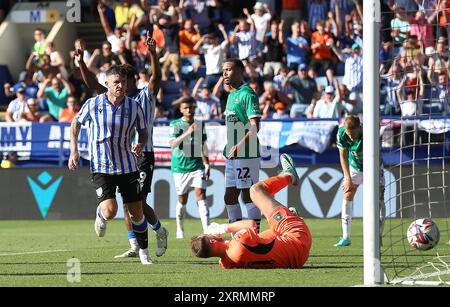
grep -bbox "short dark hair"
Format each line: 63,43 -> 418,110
180,96 -> 195,106
34,28 -> 45,34
223,58 -> 245,71
190,235 -> 211,258
105,65 -> 127,77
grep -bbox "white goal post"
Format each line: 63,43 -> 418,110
363,0 -> 383,286
363,0 -> 450,286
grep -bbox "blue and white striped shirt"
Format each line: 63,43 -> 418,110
308,0 -> 328,31
343,55 -> 363,92
76,93 -> 147,175
130,85 -> 156,152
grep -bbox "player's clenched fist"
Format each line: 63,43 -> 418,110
68,151 -> 80,170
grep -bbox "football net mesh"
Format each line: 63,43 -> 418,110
379,3 -> 450,285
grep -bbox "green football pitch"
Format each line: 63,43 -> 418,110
0,219 -> 448,287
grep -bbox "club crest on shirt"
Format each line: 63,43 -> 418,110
273,213 -> 282,221
234,98 -> 239,104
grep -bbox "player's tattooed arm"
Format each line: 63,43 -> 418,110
68,120 -> 81,170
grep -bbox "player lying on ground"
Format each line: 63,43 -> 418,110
190,154 -> 312,269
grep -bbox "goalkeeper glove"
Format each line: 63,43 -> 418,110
206,222 -> 229,235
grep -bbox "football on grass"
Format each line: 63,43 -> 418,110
407,218 -> 440,251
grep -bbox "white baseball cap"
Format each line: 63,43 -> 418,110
325,85 -> 335,94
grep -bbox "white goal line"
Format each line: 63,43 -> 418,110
0,249 -> 68,256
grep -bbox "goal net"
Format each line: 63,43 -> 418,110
378,1 -> 450,285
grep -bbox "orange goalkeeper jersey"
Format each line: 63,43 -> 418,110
219,206 -> 312,269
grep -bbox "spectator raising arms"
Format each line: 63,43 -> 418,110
263,20 -> 285,79
230,8 -> 258,61
192,77 -> 221,120
286,22 -> 310,71
194,23 -> 229,89
179,18 -> 201,73
37,74 -> 75,121
310,20 -> 335,84
283,63 -> 319,118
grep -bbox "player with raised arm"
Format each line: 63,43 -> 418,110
169,98 -> 210,239
68,65 -> 152,265
222,58 -> 262,232
74,34 -> 168,258
190,154 -> 312,269
334,115 -> 386,247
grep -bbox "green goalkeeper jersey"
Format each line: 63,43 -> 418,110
336,125 -> 363,172
223,85 -> 261,159
169,118 -> 207,173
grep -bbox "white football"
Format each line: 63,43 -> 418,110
407,218 -> 440,251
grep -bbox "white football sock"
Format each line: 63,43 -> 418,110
176,202 -> 186,232
197,199 -> 210,233
341,200 -> 353,240
129,238 -> 139,252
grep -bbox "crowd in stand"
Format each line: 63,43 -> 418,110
1,0 -> 450,125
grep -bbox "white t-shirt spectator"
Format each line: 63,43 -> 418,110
200,41 -> 228,75
107,33 -> 122,53
401,99 -> 423,116
194,94 -> 220,120
251,13 -> 271,42
7,98 -> 29,122
236,31 -> 257,60
313,96 -> 342,118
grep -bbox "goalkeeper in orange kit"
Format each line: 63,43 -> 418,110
190,154 -> 312,269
